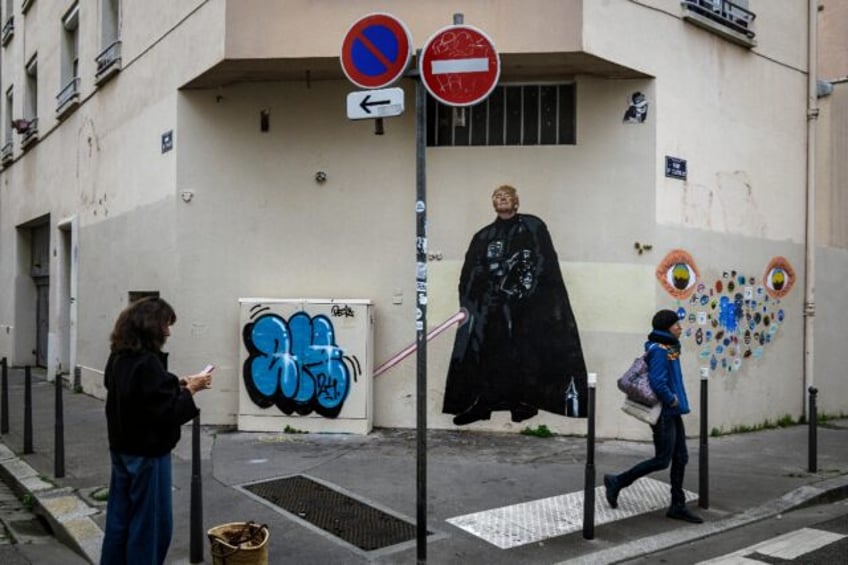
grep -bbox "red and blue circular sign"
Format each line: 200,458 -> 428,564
341,13 -> 412,90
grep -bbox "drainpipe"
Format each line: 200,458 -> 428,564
803,0 -> 818,417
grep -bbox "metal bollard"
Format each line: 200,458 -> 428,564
24,366 -> 33,454
698,367 -> 709,509
55,370 -> 65,478
808,386 -> 818,473
189,413 -> 203,563
583,373 -> 597,540
73,365 -> 81,392
1,357 -> 8,434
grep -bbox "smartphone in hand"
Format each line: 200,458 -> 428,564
202,364 -> 215,373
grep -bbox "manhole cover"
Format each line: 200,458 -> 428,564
243,475 -> 423,551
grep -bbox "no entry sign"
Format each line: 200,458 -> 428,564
419,24 -> 500,107
341,13 -> 412,90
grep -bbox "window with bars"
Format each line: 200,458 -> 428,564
426,83 -> 575,147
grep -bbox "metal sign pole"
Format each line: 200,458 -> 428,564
415,61 -> 428,565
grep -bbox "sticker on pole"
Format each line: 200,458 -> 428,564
419,24 -> 500,107
341,13 -> 413,90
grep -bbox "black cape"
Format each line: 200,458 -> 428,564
442,214 -> 588,417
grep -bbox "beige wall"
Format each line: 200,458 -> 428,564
1,0 -> 844,441
224,0 -> 583,59
819,0 -> 848,79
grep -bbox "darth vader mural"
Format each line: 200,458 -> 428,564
443,185 -> 588,425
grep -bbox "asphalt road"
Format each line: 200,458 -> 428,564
620,498 -> 848,564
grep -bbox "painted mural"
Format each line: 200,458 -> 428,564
242,308 -> 361,418
443,185 -> 588,425
656,249 -> 796,373
623,91 -> 649,123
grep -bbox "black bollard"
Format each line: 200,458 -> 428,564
189,413 -> 203,563
55,370 -> 65,478
1,357 -> 8,434
73,365 -> 81,392
698,368 -> 709,509
583,373 -> 597,540
24,365 -> 33,454
808,386 -> 818,473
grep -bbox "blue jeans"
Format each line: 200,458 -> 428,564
101,451 -> 173,565
613,414 -> 689,507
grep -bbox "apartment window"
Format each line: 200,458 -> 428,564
681,0 -> 756,46
21,56 -> 37,145
57,3 -> 80,117
2,0 -> 13,46
427,83 -> 576,147
1,86 -> 12,162
95,0 -> 121,84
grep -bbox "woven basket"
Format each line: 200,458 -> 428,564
207,522 -> 269,565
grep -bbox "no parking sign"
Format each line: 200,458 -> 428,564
340,13 -> 412,90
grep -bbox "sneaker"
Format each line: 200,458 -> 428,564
603,474 -> 619,509
666,506 -> 703,524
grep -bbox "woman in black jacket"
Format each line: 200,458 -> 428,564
100,297 -> 213,565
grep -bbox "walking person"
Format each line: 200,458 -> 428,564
604,309 -> 703,523
101,297 -> 214,564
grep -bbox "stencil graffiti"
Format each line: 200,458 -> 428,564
656,251 -> 796,373
623,91 -> 648,123
242,310 -> 361,418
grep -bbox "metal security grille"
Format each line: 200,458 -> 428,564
243,475 -> 420,551
426,83 -> 576,147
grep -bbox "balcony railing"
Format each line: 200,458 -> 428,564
1,141 -> 13,163
95,40 -> 122,85
682,0 -> 756,39
20,117 -> 38,148
1,16 -> 13,46
56,77 -> 81,118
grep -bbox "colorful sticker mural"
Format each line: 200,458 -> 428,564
656,250 -> 796,373
242,309 -> 361,418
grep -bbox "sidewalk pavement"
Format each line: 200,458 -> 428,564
0,367 -> 846,565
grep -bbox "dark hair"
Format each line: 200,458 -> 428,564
110,297 -> 177,353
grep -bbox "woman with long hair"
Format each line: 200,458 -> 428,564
101,297 -> 213,564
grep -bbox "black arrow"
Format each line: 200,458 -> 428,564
359,94 -> 392,114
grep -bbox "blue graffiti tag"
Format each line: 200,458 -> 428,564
242,312 -> 351,418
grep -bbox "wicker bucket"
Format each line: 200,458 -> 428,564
207,522 -> 269,565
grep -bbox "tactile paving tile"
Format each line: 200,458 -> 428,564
446,477 -> 697,549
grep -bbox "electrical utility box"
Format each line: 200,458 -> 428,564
238,298 -> 374,434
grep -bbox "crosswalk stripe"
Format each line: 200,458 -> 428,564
446,477 -> 697,549
697,527 -> 846,564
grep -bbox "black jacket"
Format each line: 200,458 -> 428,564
104,350 -> 199,456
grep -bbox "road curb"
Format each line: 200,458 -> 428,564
555,473 -> 848,564
0,442 -> 102,564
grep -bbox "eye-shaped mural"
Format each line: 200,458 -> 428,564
656,251 -> 796,374
763,256 -> 795,298
656,249 -> 700,299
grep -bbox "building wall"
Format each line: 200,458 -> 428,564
2,1 -> 843,440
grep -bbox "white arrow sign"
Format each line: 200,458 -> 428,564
346,88 -> 405,120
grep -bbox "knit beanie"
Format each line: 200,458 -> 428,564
652,309 -> 680,331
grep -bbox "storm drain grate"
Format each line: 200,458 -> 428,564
243,475 -> 423,551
